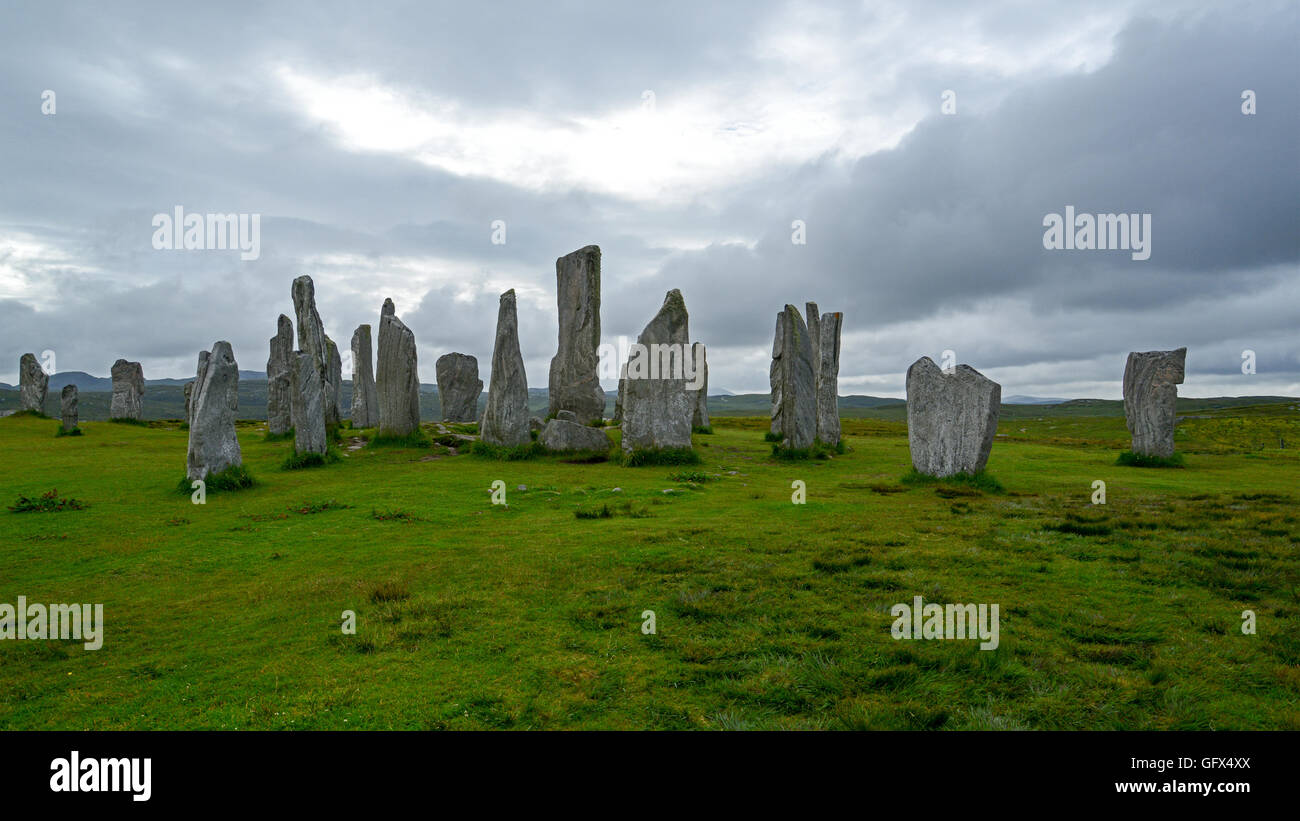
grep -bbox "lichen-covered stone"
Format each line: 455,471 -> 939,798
480,290 -> 531,447
1123,348 -> 1186,458
436,353 -> 482,423
548,245 -> 605,424
905,356 -> 1000,477
187,342 -> 242,480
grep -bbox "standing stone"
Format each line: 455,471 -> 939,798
190,353 -> 208,426
266,314 -> 294,435
436,353 -> 482,422
326,337 -> 343,421
291,275 -> 339,429
548,245 -> 604,424
806,302 -> 821,382
690,342 -> 710,429
816,312 -> 843,446
350,324 -> 379,428
183,381 -> 194,423
376,300 -> 421,437
772,305 -> 818,450
1123,348 -> 1186,459
290,350 -> 327,456
540,418 -> 611,452
768,312 -> 785,435
481,290 -> 531,447
621,289 -> 693,455
613,370 -> 626,424
905,356 -> 1000,477
109,359 -> 145,419
18,353 -> 48,413
60,385 -> 78,431
186,342 -> 242,481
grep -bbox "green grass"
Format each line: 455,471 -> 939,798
281,449 -> 340,471
470,440 -> 547,460
1117,450 -> 1186,468
901,468 -> 1005,493
368,431 -> 431,449
620,447 -> 701,467
107,417 -> 149,426
54,426 -> 83,437
1,408 -> 1298,730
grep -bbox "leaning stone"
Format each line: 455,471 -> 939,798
290,350 -> 328,456
436,352 -> 482,422
266,314 -> 294,435
61,385 -> 78,431
376,302 -> 421,437
548,245 -> 605,423
540,418 -> 611,452
773,305 -> 817,449
109,359 -> 145,419
291,275 -> 338,428
481,290 -> 531,447
905,356 -> 1000,477
621,289 -> 693,454
1123,348 -> 1186,458
816,312 -> 843,446
19,353 -> 48,413
690,342 -> 709,429
187,342 -> 243,480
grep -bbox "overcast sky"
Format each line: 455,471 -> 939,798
1,0 -> 1296,398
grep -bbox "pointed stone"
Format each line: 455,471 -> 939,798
290,350 -> 328,456
905,356 -> 1000,477
109,359 -> 145,419
18,353 -> 48,413
291,275 -> 338,428
690,342 -> 709,429
376,301 -> 421,437
266,314 -> 294,435
621,289 -> 693,454
187,342 -> 243,480
436,353 -> 482,422
1123,348 -> 1186,458
816,312 -> 843,446
350,324 -> 379,428
773,305 -> 817,449
61,385 -> 78,431
548,245 -> 604,424
481,290 -> 531,447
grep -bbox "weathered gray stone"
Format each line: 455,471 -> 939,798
621,289 -> 693,454
1123,348 -> 1186,458
189,353 -> 208,426
481,290 -> 531,447
61,385 -> 78,431
291,275 -> 339,429
18,353 -> 47,413
326,337 -> 343,422
266,314 -> 294,435
613,370 -> 626,424
349,324 -> 379,428
806,302 -> 821,381
290,350 -> 328,456
556,409 -> 578,423
183,381 -> 194,424
769,312 -> 785,435
436,352 -> 482,422
540,418 -> 611,452
905,356 -> 1000,477
548,245 -> 604,423
772,305 -> 817,449
816,312 -> 843,446
376,301 -> 421,437
690,342 -> 709,429
109,359 -> 145,419
529,416 -> 544,432
186,342 -> 242,480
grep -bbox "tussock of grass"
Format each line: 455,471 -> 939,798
370,508 -> 423,522
668,470 -> 716,483
6,409 -> 49,419
108,417 -> 149,426
281,449 -> 340,470
471,440 -> 546,460
762,431 -> 783,443
175,464 -> 255,493
771,440 -> 844,460
289,499 -> 352,515
370,581 -> 411,603
692,425 -> 714,435
901,468 -> 1004,493
620,447 -> 700,467
367,430 -> 431,449
8,489 -> 87,513
1117,450 -> 1185,468
262,429 -> 295,442
54,426 -> 83,437
574,500 -> 652,519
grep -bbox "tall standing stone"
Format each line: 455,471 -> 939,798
326,337 -> 343,421
290,350 -> 327,456
769,312 -> 785,435
806,302 -> 821,383
18,353 -> 47,413
772,304 -> 817,450
481,290 -> 531,447
60,385 -> 78,431
1123,348 -> 1186,459
186,342 -> 242,481
905,356 -> 1000,477
690,342 -> 709,430
266,314 -> 294,435
436,353 -> 482,422
291,275 -> 339,429
548,245 -> 604,424
816,312 -> 843,446
621,289 -> 693,455
350,324 -> 379,428
109,359 -> 145,419
183,381 -> 194,424
376,300 -> 421,437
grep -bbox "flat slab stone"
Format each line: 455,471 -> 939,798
61,384 -> 78,431
773,305 -> 817,449
18,353 -> 47,413
350,324 -> 379,428
539,418 -> 611,452
376,303 -> 421,437
436,352 -> 482,423
548,245 -> 605,424
621,289 -> 693,454
187,341 -> 243,480
480,289 -> 531,447
109,359 -> 145,419
266,314 -> 294,435
905,356 -> 1000,477
1123,348 -> 1186,458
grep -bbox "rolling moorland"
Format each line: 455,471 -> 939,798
0,400 -> 1297,730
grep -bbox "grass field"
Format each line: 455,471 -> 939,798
1,404 -> 1297,730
